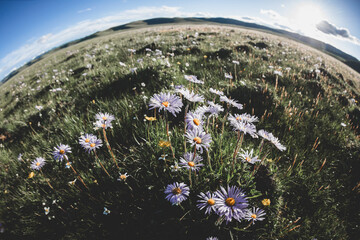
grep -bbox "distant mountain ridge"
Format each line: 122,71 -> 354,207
2,17 -> 359,83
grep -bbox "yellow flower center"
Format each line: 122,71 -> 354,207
120,175 -> 127,180
207,199 -> 215,206
236,116 -> 242,121
188,161 -> 195,167
59,149 -> 65,154
225,197 -> 235,206
193,118 -> 200,126
193,137 -> 202,144
162,101 -> 169,107
251,214 -> 257,219
102,124 -> 106,128
90,143 -> 96,148
102,116 -> 107,120
246,157 -> 251,162
172,187 -> 182,195
85,138 -> 90,143
36,162 -> 40,166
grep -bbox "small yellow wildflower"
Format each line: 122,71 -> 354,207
159,140 -> 171,148
177,61 -> 181,65
203,55 -> 208,59
28,172 -> 35,179
262,198 -> 271,206
92,100 -> 95,104
145,116 -> 156,121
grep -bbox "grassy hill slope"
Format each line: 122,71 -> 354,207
2,17 -> 360,85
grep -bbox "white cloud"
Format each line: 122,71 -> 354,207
316,20 -> 360,46
0,6 -> 212,80
78,8 -> 92,14
281,4 -> 285,8
260,9 -> 281,19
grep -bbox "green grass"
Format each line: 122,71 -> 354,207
0,25 -> 359,239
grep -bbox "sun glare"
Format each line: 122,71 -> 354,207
292,3 -> 325,33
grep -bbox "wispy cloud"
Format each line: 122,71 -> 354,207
316,20 -> 360,45
78,8 -> 92,14
260,9 -> 282,20
0,6 -> 212,80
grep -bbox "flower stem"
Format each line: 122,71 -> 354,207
189,168 -> 192,188
94,151 -> 111,177
40,169 -> 54,190
232,132 -> 244,163
165,113 -> 175,158
258,139 -> 265,155
206,149 -> 212,171
184,103 -> 189,152
103,127 -> 120,169
65,156 -> 88,190
220,104 -> 230,163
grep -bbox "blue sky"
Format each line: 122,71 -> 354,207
0,0 -> 359,80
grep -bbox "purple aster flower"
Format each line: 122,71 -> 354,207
209,88 -> 224,96
94,112 -> 114,130
184,75 -> 204,84
95,112 -> 115,123
94,120 -> 112,129
269,135 -> 286,152
117,172 -> 129,181
164,182 -> 190,205
53,144 -> 71,162
225,73 -> 233,79
214,186 -> 248,223
44,207 -> 50,215
149,92 -> 183,117
65,161 -> 72,169
185,128 -> 212,154
103,207 -> 111,215
79,134 -> 96,148
229,118 -> 258,138
207,101 -> 224,117
80,134 -> 103,153
179,152 -> 204,172
174,84 -> 184,89
30,157 -> 46,171
194,105 -> 210,116
206,237 -> 219,240
177,88 -> 204,103
238,149 -> 260,164
230,113 -> 259,124
244,207 -> 266,224
258,129 -> 272,141
185,111 -> 204,130
197,191 -> 217,214
170,162 -> 181,172
220,96 -> 243,110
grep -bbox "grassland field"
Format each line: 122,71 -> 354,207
0,23 -> 359,239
